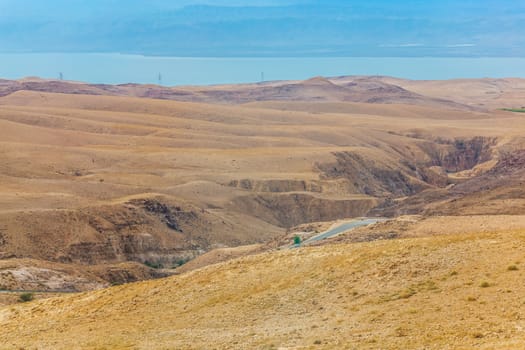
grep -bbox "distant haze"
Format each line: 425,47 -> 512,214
0,0 -> 524,57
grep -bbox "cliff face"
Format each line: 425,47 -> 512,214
0,259 -> 166,292
232,193 -> 377,228
0,198 -> 282,267
419,137 -> 496,173
317,151 -> 429,197
228,179 -> 323,193
317,137 -> 498,198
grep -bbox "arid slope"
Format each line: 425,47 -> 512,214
0,76 -> 525,289
2,230 -> 525,349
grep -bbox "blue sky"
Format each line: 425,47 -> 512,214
0,0 -> 523,56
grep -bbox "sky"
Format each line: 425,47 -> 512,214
0,0 -> 524,57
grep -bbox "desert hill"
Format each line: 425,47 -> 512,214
1,75 -> 525,348
3,229 -> 525,349
0,76 -> 524,291
4,75 -> 521,108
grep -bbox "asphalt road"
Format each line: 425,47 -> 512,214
302,218 -> 385,245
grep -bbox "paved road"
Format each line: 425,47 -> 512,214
302,218 -> 386,244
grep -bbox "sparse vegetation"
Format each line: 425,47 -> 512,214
502,108 -> 525,113
294,235 -> 301,245
395,326 -> 409,337
480,281 -> 490,288
395,288 -> 416,300
144,261 -> 163,269
507,265 -> 518,271
175,258 -> 190,267
18,292 -> 34,303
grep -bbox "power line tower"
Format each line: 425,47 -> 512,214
59,72 -> 63,81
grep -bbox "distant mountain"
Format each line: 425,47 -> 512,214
0,75 -> 480,111
0,0 -> 524,56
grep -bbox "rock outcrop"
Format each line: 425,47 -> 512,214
232,193 -> 377,228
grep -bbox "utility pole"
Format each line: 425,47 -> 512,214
158,73 -> 162,85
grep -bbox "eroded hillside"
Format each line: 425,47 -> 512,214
0,76 -> 524,290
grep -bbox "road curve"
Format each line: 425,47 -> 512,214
302,218 -> 386,245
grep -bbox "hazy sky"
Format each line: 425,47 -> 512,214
0,0 -> 523,56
